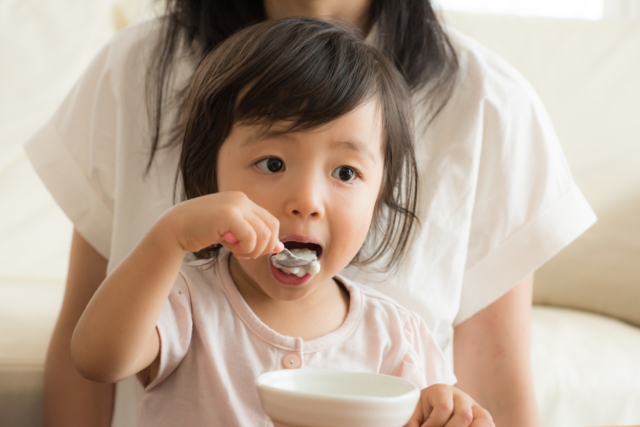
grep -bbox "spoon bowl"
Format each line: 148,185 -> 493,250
272,248 -> 316,268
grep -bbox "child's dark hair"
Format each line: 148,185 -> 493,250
180,18 -> 418,273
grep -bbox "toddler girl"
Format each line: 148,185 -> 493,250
71,18 -> 493,427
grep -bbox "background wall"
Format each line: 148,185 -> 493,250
436,0 -> 640,19
0,0 -> 154,285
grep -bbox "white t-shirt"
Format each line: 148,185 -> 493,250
140,252 -> 455,426
24,18 -> 596,427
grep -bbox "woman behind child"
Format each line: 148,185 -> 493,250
71,19 -> 492,427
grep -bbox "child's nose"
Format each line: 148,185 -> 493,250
284,176 -> 325,220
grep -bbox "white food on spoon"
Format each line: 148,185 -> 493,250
272,248 -> 321,277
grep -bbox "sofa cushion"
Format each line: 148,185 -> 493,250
531,306 -> 640,426
535,196 -> 640,327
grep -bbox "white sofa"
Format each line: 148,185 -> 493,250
1,3 -> 639,426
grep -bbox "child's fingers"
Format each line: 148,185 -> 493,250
440,390 -> 473,427
414,385 -> 491,427
421,384 -> 454,427
250,203 -> 281,253
226,210 -> 277,259
469,406 -> 494,427
241,211 -> 274,258
222,213 -> 258,257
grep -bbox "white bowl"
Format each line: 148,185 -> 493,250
255,369 -> 420,427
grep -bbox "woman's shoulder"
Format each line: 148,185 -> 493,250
103,17 -> 166,62
415,25 -> 549,144
443,26 -> 538,104
96,16 -> 197,109
97,16 -> 194,82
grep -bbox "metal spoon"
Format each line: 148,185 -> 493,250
271,248 -> 316,268
223,232 -> 316,268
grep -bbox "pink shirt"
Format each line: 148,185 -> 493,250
138,252 -> 456,426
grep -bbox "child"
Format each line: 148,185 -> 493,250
71,18 -> 493,427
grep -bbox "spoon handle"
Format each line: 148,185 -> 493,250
222,232 -> 239,244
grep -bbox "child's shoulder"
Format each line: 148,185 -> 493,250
174,257 -> 226,296
338,275 -> 416,323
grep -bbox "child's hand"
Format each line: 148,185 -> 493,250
166,191 -> 283,258
405,384 -> 494,427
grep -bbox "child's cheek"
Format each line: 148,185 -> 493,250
331,192 -> 376,264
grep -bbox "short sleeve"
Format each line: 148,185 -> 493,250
146,273 -> 193,391
23,42 -> 117,259
455,80 -> 597,326
398,313 -> 457,388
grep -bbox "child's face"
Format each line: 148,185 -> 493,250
217,99 -> 384,301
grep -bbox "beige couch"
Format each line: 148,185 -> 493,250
1,3 -> 639,426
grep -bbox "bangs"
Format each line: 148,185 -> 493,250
231,20 -> 379,132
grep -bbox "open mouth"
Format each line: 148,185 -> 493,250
283,241 -> 323,260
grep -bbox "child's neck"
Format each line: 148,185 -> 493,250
229,256 -> 350,341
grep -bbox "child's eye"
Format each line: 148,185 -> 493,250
255,157 -> 285,173
331,166 -> 359,183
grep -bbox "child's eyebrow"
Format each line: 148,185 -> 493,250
331,140 -> 377,163
242,129 -> 376,163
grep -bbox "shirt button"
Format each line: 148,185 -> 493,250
283,353 -> 301,369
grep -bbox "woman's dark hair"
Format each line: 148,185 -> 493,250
180,18 -> 418,272
146,0 -> 458,171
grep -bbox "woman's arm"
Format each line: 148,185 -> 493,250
453,273 -> 541,427
44,229 -> 113,427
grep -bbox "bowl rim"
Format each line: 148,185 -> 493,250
254,368 -> 421,404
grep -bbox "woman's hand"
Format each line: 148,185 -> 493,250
405,384 -> 494,427
167,191 -> 283,258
